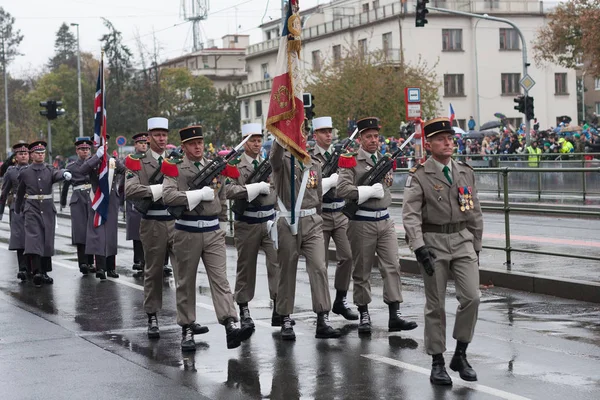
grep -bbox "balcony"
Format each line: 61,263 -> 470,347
190,68 -> 247,79
238,78 -> 272,97
246,1 -> 550,57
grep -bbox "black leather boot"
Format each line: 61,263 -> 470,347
95,256 -> 106,280
449,341 -> 478,381
357,305 -> 372,335
430,354 -> 452,386
332,291 -> 359,320
238,303 -> 255,330
190,322 -> 209,335
315,312 -> 342,339
147,313 -> 160,339
388,302 -> 418,332
181,325 -> 196,352
225,317 -> 253,349
106,256 -> 119,278
79,264 -> 89,275
280,315 -> 296,341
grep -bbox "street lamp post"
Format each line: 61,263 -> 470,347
71,23 -> 84,138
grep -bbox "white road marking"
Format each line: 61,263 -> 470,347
362,354 -> 532,400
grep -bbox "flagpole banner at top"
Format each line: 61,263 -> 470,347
265,0 -> 310,164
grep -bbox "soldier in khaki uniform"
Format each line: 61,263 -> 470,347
125,132 -> 147,272
162,126 -> 253,351
308,116 -> 357,320
225,123 -> 281,328
269,137 -> 341,341
337,117 -> 417,335
402,117 -> 483,386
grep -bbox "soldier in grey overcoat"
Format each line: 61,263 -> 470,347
61,137 -> 95,274
0,142 -> 30,281
14,141 -> 71,287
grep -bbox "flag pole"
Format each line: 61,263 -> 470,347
282,0 -> 296,232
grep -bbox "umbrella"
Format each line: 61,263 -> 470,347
453,126 -> 466,135
560,125 -> 582,133
218,150 -> 229,156
558,115 -> 572,124
494,112 -> 507,119
480,120 -> 503,131
462,131 -> 485,139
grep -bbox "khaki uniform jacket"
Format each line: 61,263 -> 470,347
309,145 -> 348,229
337,147 -> 393,209
162,156 -> 227,219
225,154 -> 276,207
402,158 -> 483,251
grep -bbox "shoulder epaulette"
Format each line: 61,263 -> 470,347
221,162 -> 240,179
409,164 -> 424,174
129,152 -> 146,160
228,156 -> 241,166
338,152 -> 357,169
125,154 -> 142,171
457,160 -> 473,170
161,159 -> 179,177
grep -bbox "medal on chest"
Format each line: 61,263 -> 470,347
384,170 -> 394,187
308,170 -> 318,189
211,176 -> 221,190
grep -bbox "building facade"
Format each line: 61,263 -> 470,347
238,0 -> 577,131
159,34 -> 249,92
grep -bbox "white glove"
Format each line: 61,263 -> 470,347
149,184 -> 163,201
63,171 -> 72,181
246,182 -> 270,202
357,183 -> 384,205
185,186 -> 214,210
96,145 -> 104,158
322,173 -> 338,195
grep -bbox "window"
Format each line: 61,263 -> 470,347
266,31 -> 272,40
444,74 -> 465,97
485,0 -> 500,9
596,103 -> 600,114
261,63 -> 270,79
506,117 -> 522,128
501,73 -> 521,95
312,50 -> 321,72
358,39 -> 368,58
555,73 -> 568,95
362,3 -> 370,13
243,101 -> 250,120
499,28 -> 520,50
382,32 -> 393,59
202,55 -> 209,67
442,29 -> 462,51
595,78 -> 600,90
372,0 -> 380,8
333,45 -> 342,66
453,119 -> 466,129
255,100 -> 262,118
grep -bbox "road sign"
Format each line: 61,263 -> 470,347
406,87 -> 421,103
407,104 -> 422,118
520,75 -> 536,91
116,136 -> 127,147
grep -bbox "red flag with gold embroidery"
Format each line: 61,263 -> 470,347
265,0 -> 310,164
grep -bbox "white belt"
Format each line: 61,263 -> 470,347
25,194 -> 53,200
73,184 -> 91,191
146,209 -> 170,217
175,218 -> 219,229
355,209 -> 389,218
322,201 -> 345,210
279,208 -> 317,218
243,209 -> 276,218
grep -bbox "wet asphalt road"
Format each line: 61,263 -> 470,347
1,216 -> 600,399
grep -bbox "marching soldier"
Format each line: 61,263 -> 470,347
82,135 -> 125,280
162,125 -> 253,351
14,141 -> 72,287
126,132 -> 148,272
225,123 -> 281,328
402,117 -> 483,385
269,137 -> 341,341
61,137 -> 95,275
308,116 -> 357,320
0,142 -> 30,281
337,117 -> 418,335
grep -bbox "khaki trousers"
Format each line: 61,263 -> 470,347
322,212 -> 353,292
173,228 -> 237,325
140,219 -> 175,314
233,220 -> 279,303
421,229 -> 480,355
348,218 -> 403,306
276,214 -> 331,315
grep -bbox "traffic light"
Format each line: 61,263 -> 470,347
304,94 -> 315,120
415,0 -> 429,27
524,96 -> 535,121
39,100 -> 66,120
513,95 -> 525,114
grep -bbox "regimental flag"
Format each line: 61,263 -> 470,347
91,53 -> 109,227
448,103 -> 456,125
265,0 -> 310,164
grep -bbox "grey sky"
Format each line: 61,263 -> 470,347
7,0 -> 321,77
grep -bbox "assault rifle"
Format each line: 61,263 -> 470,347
168,136 -> 251,219
231,156 -> 273,216
322,127 -> 359,178
342,122 -> 417,219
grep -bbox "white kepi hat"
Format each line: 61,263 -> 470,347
147,117 -> 169,131
313,116 -> 333,131
241,123 -> 263,137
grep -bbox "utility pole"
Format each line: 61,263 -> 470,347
1,36 -> 9,156
71,23 -> 84,138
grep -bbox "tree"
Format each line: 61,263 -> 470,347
48,23 -> 77,71
533,0 -> 600,76
305,49 -> 440,138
